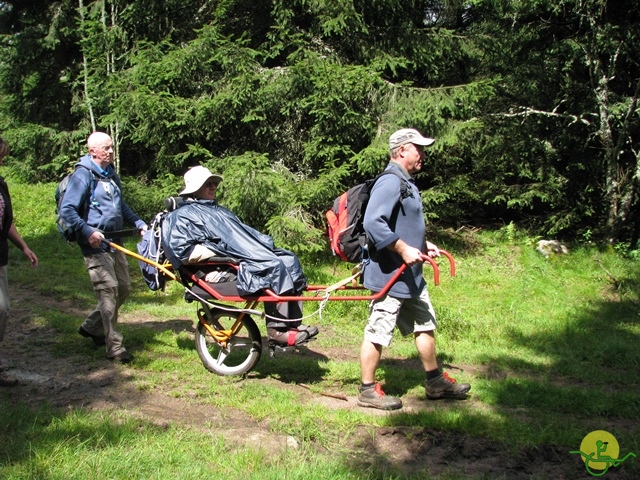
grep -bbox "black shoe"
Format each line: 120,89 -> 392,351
0,372 -> 18,387
108,351 -> 133,364
78,326 -> 106,346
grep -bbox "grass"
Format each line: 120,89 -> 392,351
1,172 -> 639,478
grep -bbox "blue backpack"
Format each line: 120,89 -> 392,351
136,211 -> 169,291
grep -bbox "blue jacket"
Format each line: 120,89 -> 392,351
362,162 -> 426,298
162,198 -> 307,296
59,154 -> 146,255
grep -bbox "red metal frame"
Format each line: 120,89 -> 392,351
107,240 -> 455,305
179,250 -> 455,304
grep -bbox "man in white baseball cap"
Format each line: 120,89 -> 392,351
355,127 -> 471,410
388,128 -> 435,150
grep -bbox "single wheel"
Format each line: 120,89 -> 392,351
195,307 -> 262,376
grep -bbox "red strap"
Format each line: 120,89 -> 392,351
326,210 -> 339,254
335,193 -> 349,261
287,330 -> 298,346
326,192 -> 349,261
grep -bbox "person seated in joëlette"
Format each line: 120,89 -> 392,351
161,166 -> 318,347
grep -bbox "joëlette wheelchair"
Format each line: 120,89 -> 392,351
108,239 -> 455,377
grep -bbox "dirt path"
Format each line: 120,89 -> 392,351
1,285 -> 633,479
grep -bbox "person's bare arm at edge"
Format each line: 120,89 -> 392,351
388,239 -> 441,266
7,224 -> 38,267
388,238 -> 423,266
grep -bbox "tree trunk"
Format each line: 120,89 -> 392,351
101,0 -> 120,173
583,2 -> 638,241
78,0 -> 97,132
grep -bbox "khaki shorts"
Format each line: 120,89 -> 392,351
364,286 -> 437,347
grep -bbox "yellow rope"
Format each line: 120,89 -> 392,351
317,264 -> 362,295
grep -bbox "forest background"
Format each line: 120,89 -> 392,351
1,0 -> 640,253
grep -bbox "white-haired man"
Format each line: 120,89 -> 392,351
60,132 -> 147,363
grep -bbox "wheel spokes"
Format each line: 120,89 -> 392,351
213,347 -> 230,366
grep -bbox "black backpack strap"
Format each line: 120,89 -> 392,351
376,169 -> 412,199
362,169 -> 413,260
110,170 -> 123,191
74,165 -> 98,217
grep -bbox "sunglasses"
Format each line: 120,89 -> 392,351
203,179 -> 219,188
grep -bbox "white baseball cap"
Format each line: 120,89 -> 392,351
389,128 -> 435,150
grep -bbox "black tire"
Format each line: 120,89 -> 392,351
195,308 -> 262,376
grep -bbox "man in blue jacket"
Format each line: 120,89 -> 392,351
357,128 -> 471,410
59,132 -> 147,364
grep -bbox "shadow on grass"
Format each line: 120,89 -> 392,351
123,318 -> 196,342
333,294 -> 640,478
0,400 -> 198,475
448,295 -> 640,473
479,298 -> 640,415
249,341 -> 331,384
366,353 -> 467,398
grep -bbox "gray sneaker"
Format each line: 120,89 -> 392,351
425,372 -> 471,399
357,382 -> 403,410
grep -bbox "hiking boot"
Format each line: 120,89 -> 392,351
267,328 -> 309,347
109,351 -> 133,364
298,324 -> 319,338
357,382 -> 403,410
0,371 -> 18,387
425,372 -> 471,400
78,326 -> 106,346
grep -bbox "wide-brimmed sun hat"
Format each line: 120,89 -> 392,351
180,166 -> 223,195
389,128 -> 435,150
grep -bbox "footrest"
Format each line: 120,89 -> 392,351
267,338 -> 315,357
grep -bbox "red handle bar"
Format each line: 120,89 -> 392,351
420,249 -> 455,286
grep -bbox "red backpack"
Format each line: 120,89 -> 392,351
325,170 -> 408,263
